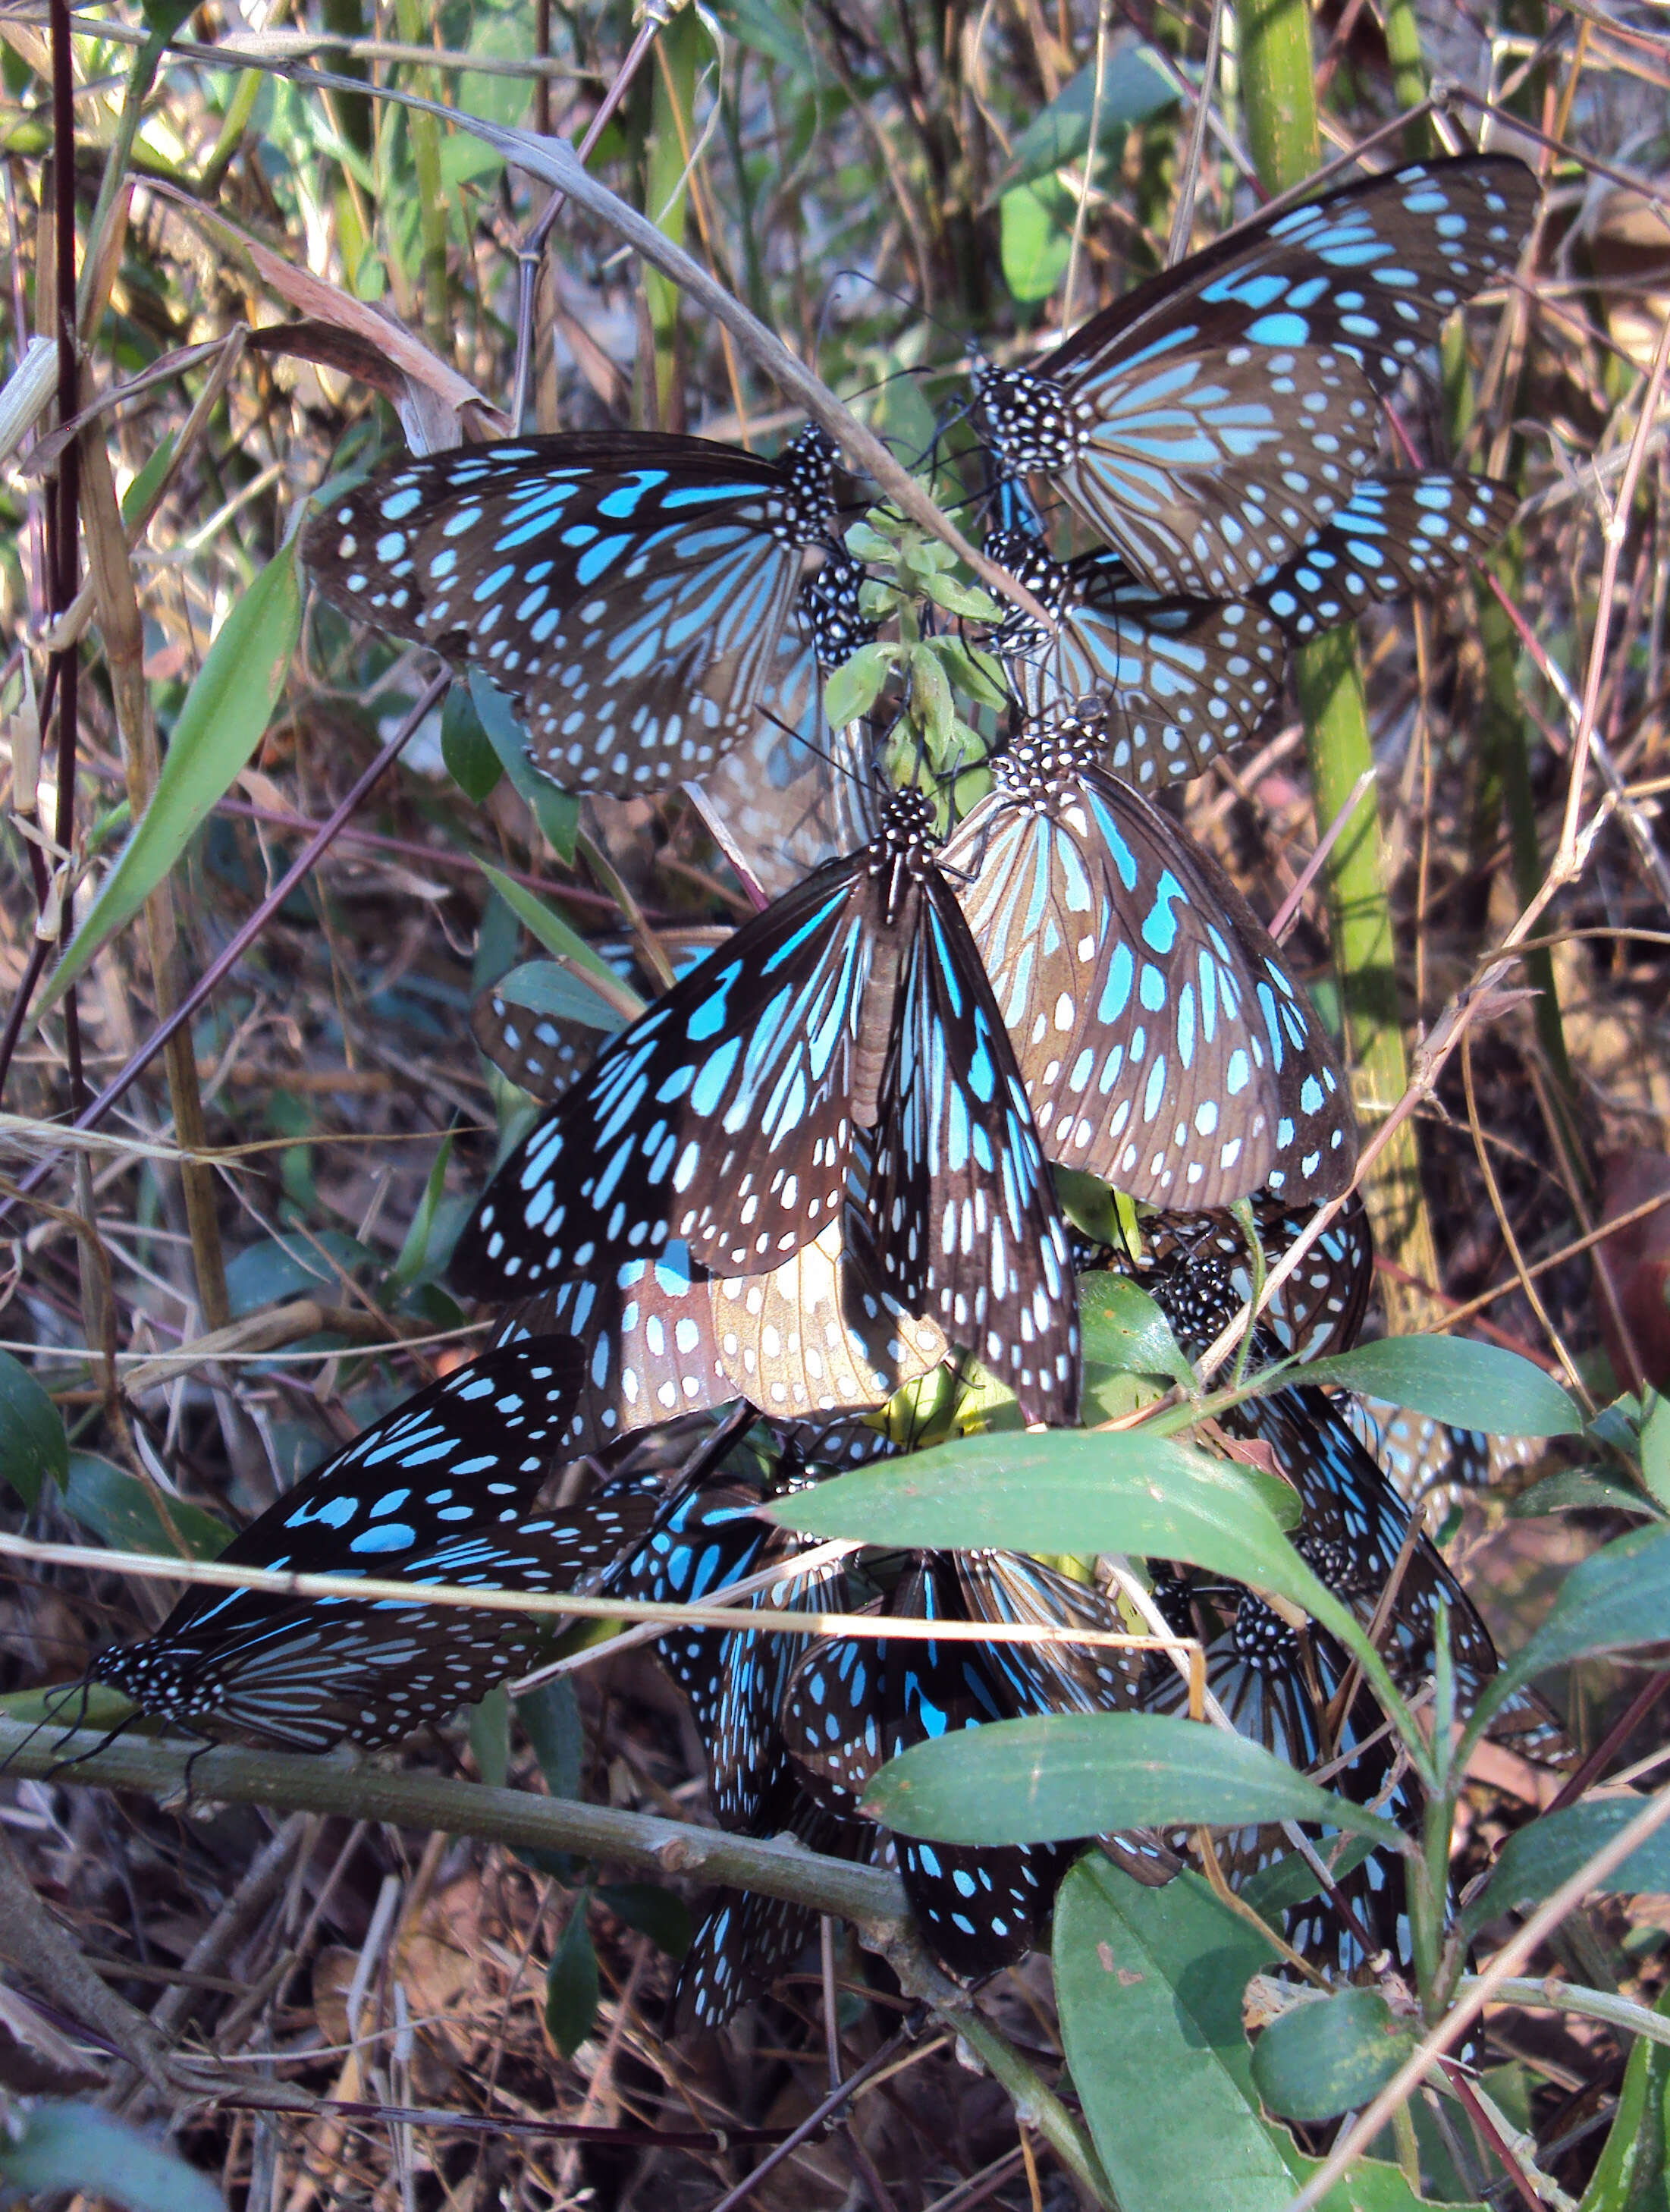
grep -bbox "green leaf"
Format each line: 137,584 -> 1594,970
929,635 -> 1010,711
545,1894 -> 600,2056
865,1712 -> 1409,1852
439,135 -> 509,191
0,1347 -> 68,1507
764,1429 -> 1328,1629
138,0 -> 199,44
824,640 -> 896,727
922,574 -> 1003,622
388,1129 -> 454,1292
489,958 -> 633,1034
0,2104 -> 224,2212
459,11 -> 533,129
844,520 -> 899,563
1078,1274 -> 1197,1391
1000,178 -> 1075,304
909,643 -> 955,748
1055,1857 -> 1295,2212
441,683 -> 504,802
596,1881 -> 693,1959
40,541 -> 301,1011
477,862 -> 633,998
1643,1393 -> 1670,1510
1300,1337 -> 1582,1437
1500,1523 -> 1670,1683
1509,1469 -> 1662,1520
1250,1990 -> 1416,2124
714,0 -> 814,76
996,40 -> 1177,193
121,429 -> 177,529
469,671 -> 580,860
469,1683 -> 510,1788
0,1679 -> 135,1730
1577,1981 -> 1670,2212
1461,1801 -> 1670,1937
519,1678 -> 585,1800
223,1227 -> 370,1318
63,1454 -> 231,1559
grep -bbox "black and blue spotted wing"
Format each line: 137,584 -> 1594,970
987,527 -> 1287,787
978,156 -> 1537,596
780,1557 -> 1079,1976
1128,1193 -> 1374,1362
88,1341 -> 670,1752
302,428 -> 838,796
869,869 -> 1081,1424
943,722 -> 1355,1208
1255,472 -> 1516,639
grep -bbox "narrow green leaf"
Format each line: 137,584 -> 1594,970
865,1712 -> 1409,1852
1462,1801 -> 1670,1937
1509,1469 -> 1662,1520
0,1347 -> 68,1507
489,958 -> 633,1033
1577,1982 -> 1670,2212
596,1881 -> 693,1959
0,2104 -> 224,2212
995,40 -> 1177,192
1300,1337 -> 1582,1437
545,1894 -> 600,2056
469,671 -> 580,859
824,640 -> 896,727
139,0 -> 198,44
765,1430 -> 1339,1641
519,1678 -> 585,1800
1503,1523 -> 1670,1683
64,1454 -> 231,1560
41,541 -> 301,1010
477,862 -> 631,996
1055,1857 -> 1294,2212
909,643 -> 955,748
1250,1990 -> 1416,2124
1078,1275 -> 1197,1391
469,1683 -> 510,1788
929,634 -> 1010,710
120,430 -> 177,528
441,683 -> 504,802
1642,1393 -> 1670,1509
0,1679 -> 135,1730
388,1129 -> 454,1291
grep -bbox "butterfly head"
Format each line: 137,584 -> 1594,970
974,365 -> 1076,473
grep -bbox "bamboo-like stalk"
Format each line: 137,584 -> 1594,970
1233,0 -> 1440,1331
391,0 -> 450,360
643,8 -> 701,429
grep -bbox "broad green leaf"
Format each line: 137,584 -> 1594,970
1510,1469 -> 1662,1520
1250,1990 -> 1416,2123
40,541 -> 301,1010
469,671 -> 580,860
865,1712 -> 1409,1852
1001,178 -> 1075,303
64,1454 -> 231,1560
923,575 -> 1002,622
715,0 -> 815,75
1577,1982 -> 1670,2212
1239,1834 -> 1376,1918
0,2104 -> 224,2212
519,1678 -> 585,1800
545,1894 -> 600,2056
1461,1801 -> 1670,1937
223,1227 -> 371,1318
765,1429 -> 1326,1621
1078,1274 -> 1196,1392
596,1881 -> 693,1959
824,640 -> 897,727
439,135 -> 509,191
1055,1856 -> 1295,2212
489,959 -> 633,1033
930,635 -> 1009,711
441,682 -> 504,801
996,40 -> 1177,192
1643,1393 -> 1670,1510
477,862 -> 632,996
388,1130 -> 454,1291
0,1346 -> 68,1507
138,0 -> 199,44
1300,1337 -> 1582,1437
460,11 -> 532,129
469,1683 -> 510,1788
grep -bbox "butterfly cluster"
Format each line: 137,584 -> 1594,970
88,152 -> 1552,2023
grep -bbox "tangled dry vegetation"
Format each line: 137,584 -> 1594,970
1,0 -> 1668,2206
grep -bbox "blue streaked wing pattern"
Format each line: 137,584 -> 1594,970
944,724 -> 1355,1208
1255,472 -> 1516,639
302,429 -> 838,796
987,527 -> 1287,787
978,156 -> 1537,596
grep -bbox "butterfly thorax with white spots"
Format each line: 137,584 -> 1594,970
975,366 -> 1078,472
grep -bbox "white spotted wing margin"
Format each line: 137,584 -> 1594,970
870,875 -> 1081,1427
944,725 -> 1358,1209
453,853 -> 884,1297
300,429 -> 833,796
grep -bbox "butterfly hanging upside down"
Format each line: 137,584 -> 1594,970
301,426 -> 854,797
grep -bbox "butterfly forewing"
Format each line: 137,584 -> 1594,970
303,429 -> 837,796
946,725 -> 1356,1208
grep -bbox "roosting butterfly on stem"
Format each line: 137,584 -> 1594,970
89,1340 -> 663,1753
942,721 -> 1356,1208
303,427 -> 850,795
977,156 -> 1537,598
454,785 -> 1081,1427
